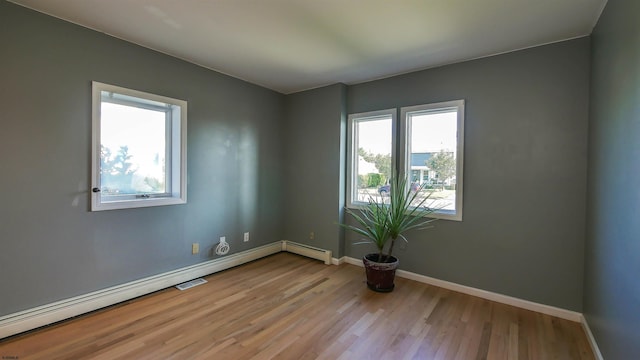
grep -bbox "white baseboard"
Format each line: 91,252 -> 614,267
342,256 -> 362,267
332,256 -> 346,265
581,315 -> 604,360
0,242 -> 282,340
342,256 -> 583,322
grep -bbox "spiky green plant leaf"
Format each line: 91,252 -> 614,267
339,172 -> 441,262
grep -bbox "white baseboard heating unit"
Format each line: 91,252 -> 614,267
281,240 -> 332,265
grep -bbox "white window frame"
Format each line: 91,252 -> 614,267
346,100 -> 464,221
400,100 -> 465,221
91,81 -> 187,211
346,109 -> 396,208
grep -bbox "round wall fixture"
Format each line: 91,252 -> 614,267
215,238 -> 230,256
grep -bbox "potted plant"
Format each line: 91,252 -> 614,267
341,173 -> 438,292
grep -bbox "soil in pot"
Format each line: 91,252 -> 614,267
363,253 -> 399,292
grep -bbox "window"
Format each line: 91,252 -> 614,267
91,81 -> 187,211
347,100 -> 464,221
346,109 -> 395,206
401,100 -> 464,220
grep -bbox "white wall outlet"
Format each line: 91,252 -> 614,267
244,232 -> 249,242
192,243 -> 199,254
309,231 -> 315,240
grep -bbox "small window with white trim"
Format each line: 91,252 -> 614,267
91,81 -> 187,211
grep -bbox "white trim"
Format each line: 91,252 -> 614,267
0,242 -> 282,339
332,256 -> 346,265
343,256 -> 364,267
342,256 -> 582,322
281,240 -> 332,265
581,315 -> 604,360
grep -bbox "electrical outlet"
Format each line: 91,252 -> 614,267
192,243 -> 199,254
309,231 -> 315,240
244,232 -> 249,242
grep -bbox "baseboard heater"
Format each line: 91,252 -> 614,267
282,240 -> 332,265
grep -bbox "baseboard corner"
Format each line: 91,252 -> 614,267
580,314 -> 604,360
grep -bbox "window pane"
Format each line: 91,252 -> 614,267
92,81 -> 187,211
100,101 -> 167,196
354,117 -> 392,203
408,110 -> 458,211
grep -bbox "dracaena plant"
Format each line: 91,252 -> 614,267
341,172 -> 439,262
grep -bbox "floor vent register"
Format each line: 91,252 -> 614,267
175,278 -> 208,291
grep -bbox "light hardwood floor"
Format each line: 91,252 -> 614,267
0,253 -> 594,359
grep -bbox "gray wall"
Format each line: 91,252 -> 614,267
0,0 -> 603,332
585,0 -> 640,358
344,39 -> 591,311
0,1 -> 285,316
283,84 -> 347,257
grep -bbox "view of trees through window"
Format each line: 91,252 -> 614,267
352,114 -> 393,202
358,147 -> 391,187
406,109 -> 458,210
425,150 -> 456,190
99,101 -> 167,196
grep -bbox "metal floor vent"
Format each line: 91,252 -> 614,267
175,278 -> 207,291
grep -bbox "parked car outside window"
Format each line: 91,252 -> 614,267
378,182 -> 419,195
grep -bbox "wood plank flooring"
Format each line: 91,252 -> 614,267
0,253 -> 594,359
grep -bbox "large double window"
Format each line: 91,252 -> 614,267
91,82 -> 187,211
347,100 -> 464,221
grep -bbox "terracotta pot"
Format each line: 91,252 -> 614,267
363,253 -> 399,292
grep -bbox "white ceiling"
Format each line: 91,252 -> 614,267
10,0 -> 607,94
